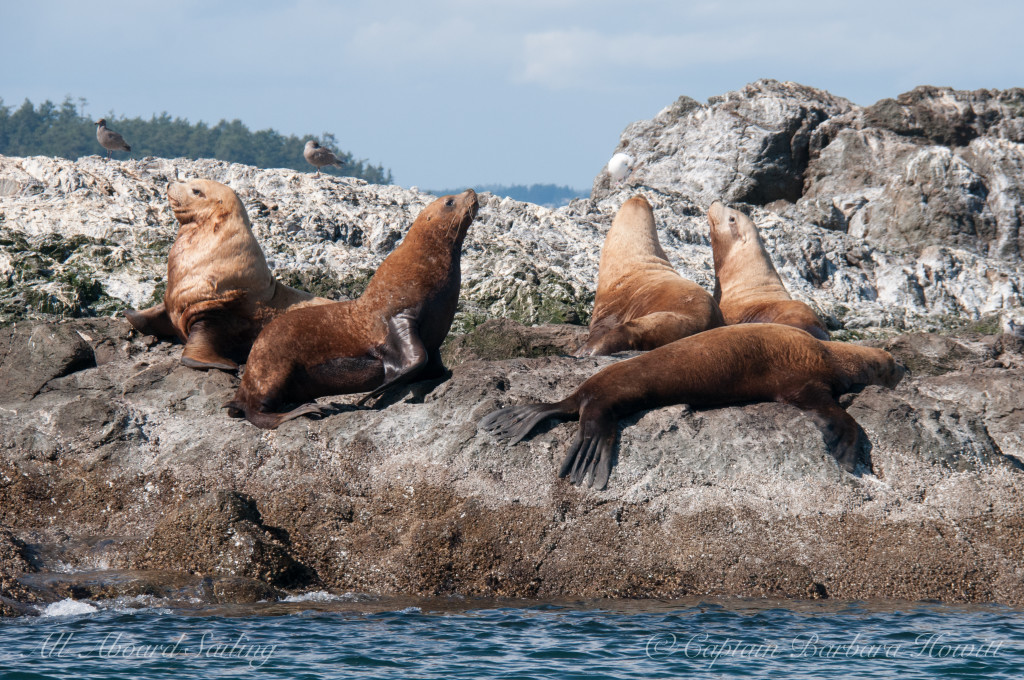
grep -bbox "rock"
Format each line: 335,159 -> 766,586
862,86 -> 1024,146
1,80 -> 1024,610
15,569 -> 283,608
592,80 -> 853,205
1,146 -> 1022,338
590,81 -> 1024,261
0,318 -> 1022,608
0,527 -> 36,616
138,491 -> 312,588
0,322 -> 97,403
798,88 -> 1024,260
441,318 -> 588,366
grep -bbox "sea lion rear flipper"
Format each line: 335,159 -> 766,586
124,303 -> 178,338
356,312 -> 428,406
223,399 -> 321,429
558,424 -> 617,490
180,320 -> 239,372
478,402 -> 574,444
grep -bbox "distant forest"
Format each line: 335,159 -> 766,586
431,183 -> 587,208
0,96 -> 393,184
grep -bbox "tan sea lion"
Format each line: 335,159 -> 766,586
576,195 -> 724,356
124,179 -> 330,371
480,323 -> 904,489
225,189 -> 480,429
708,202 -> 829,340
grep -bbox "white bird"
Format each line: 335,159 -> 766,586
607,153 -> 634,184
304,140 -> 345,176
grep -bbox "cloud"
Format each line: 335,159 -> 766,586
516,28 -> 764,90
346,16 -> 511,71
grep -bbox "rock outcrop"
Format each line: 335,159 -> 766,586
1,80 -> 1023,611
598,80 -> 1024,263
0,318 -> 1022,608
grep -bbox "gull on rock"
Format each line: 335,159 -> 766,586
304,140 -> 346,176
94,119 -> 131,160
607,153 -> 634,184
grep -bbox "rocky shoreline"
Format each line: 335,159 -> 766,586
1,317 -> 1022,615
2,80 -> 1024,614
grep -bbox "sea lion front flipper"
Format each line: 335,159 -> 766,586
787,389 -> 867,472
580,313 -> 715,355
356,312 -> 428,406
124,303 -> 178,338
180,320 -> 239,372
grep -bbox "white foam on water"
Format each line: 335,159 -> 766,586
37,598 -> 99,617
281,590 -> 361,603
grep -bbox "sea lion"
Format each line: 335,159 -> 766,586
480,323 -> 904,489
124,179 -> 330,371
708,202 -> 829,340
576,195 -> 724,356
225,189 -> 480,429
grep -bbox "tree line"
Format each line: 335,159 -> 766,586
431,183 -> 587,208
0,96 -> 393,184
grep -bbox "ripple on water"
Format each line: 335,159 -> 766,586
1,599 -> 1021,679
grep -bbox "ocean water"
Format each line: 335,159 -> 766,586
1,595 -> 1022,679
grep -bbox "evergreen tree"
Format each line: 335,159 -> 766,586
0,97 -> 393,184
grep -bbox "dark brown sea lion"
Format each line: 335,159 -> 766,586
576,195 -> 724,356
480,323 -> 904,489
225,189 -> 480,429
708,202 -> 830,340
124,179 -> 330,371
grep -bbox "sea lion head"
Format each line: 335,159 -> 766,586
875,355 -> 907,388
615,195 -> 654,225
415,189 -> 479,245
167,179 -> 246,229
708,201 -> 762,254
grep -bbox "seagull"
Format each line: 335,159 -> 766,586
304,140 -> 346,176
94,119 -> 131,160
607,153 -> 634,184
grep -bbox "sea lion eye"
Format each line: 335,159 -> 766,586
445,199 -> 455,207
728,216 -> 735,223
192,188 -> 203,197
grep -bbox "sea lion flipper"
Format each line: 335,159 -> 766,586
478,402 -> 572,444
787,390 -> 868,472
180,321 -> 239,372
357,313 -> 430,406
222,399 -> 320,429
559,428 -> 617,490
124,303 -> 178,338
581,313 -> 717,355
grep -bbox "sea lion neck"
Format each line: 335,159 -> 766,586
599,197 -> 670,281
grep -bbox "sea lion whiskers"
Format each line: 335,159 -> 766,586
708,201 -> 829,340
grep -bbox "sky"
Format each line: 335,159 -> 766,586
2,1 -> 1023,190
